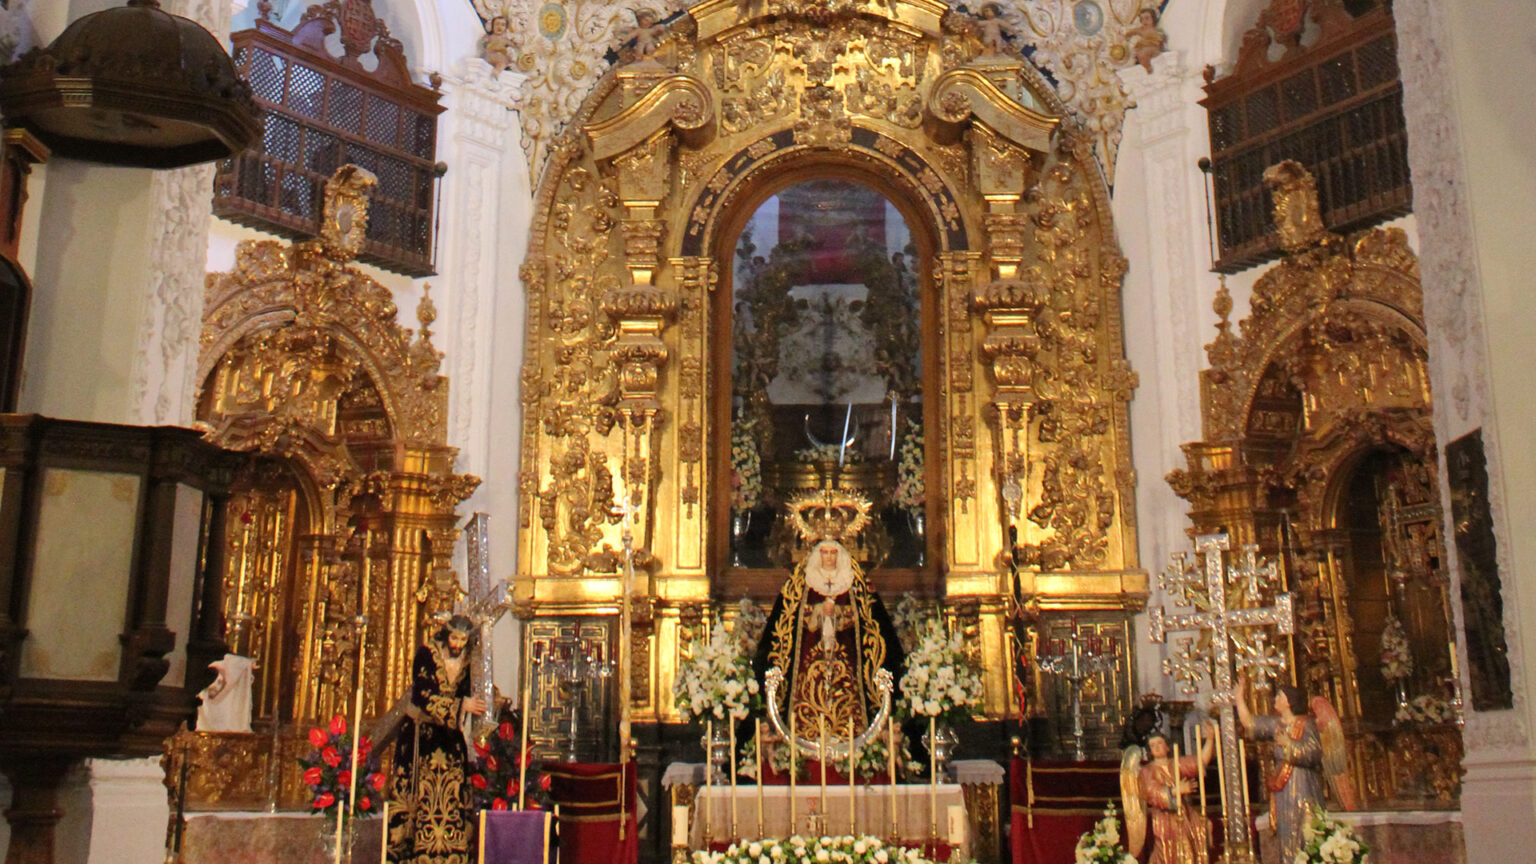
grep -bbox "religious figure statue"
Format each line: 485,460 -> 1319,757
387,616 -> 489,864
1129,7 -> 1168,72
1235,677 -> 1356,864
753,494 -> 904,743
976,2 -> 1014,56
619,8 -> 666,62
196,653 -> 253,733
481,15 -> 514,73
1121,725 -> 1216,864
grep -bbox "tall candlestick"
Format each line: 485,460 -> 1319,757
705,719 -> 714,848
518,639 -> 534,810
338,530 -> 372,864
1196,725 -> 1207,817
1213,726 -> 1228,822
730,721 -> 739,837
887,716 -> 898,843
889,396 -> 898,461
756,720 -> 765,838
1239,739 -> 1251,817
819,716 -> 828,828
848,718 -> 857,836
838,403 -> 853,467
789,708 -> 797,832
928,715 -> 938,854
1172,743 -> 1183,816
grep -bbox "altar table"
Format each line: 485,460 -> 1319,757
688,783 -> 969,855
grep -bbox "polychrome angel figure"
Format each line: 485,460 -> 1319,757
1121,725 -> 1215,864
1236,676 -> 1358,864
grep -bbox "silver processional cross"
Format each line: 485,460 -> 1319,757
464,512 -> 511,740
1149,532 -> 1294,864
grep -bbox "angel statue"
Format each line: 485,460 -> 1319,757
1235,676 -> 1358,864
1120,723 -> 1215,864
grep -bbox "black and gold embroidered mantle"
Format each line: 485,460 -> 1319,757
753,555 -> 904,738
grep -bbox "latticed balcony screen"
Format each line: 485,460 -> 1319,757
1203,7 -> 1409,273
214,24 -> 443,276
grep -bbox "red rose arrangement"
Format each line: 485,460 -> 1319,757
468,713 -> 550,812
299,714 -> 385,819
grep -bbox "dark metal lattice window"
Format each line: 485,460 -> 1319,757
1202,7 -> 1410,272
214,26 -> 444,277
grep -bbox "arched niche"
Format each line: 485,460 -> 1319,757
179,168 -> 478,811
1171,162 -> 1464,807
515,0 -> 1145,735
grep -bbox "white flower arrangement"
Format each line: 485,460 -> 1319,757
1393,694 -> 1454,726
1294,808 -> 1370,864
893,420 -> 924,515
1378,613 -> 1413,682
691,834 -> 954,864
1072,803 -> 1137,864
731,418 -> 763,511
734,596 -> 769,653
890,593 -> 931,654
674,620 -> 762,722
899,620 -> 984,724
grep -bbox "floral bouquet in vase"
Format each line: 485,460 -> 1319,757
1073,803 -> 1136,864
299,714 -> 384,819
674,619 -> 761,722
1379,613 -> 1413,683
730,417 -> 762,512
692,835 -> 947,864
1297,808 -> 1370,864
469,711 -> 551,811
894,418 -> 924,517
900,620 -> 984,726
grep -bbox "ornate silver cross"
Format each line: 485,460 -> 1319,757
1148,533 -> 1294,864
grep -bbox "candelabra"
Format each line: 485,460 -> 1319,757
1035,620 -> 1119,761
537,636 -> 614,762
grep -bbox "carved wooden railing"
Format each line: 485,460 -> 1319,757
214,16 -> 443,276
1203,4 -> 1410,272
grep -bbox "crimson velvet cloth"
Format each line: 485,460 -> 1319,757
1010,758 -> 1122,864
544,762 -> 638,864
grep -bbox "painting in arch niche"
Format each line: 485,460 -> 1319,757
727,179 -> 927,571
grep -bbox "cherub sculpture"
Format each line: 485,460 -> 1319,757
481,14 -> 514,73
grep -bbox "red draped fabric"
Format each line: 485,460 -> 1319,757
545,762 -> 638,864
1009,758 -> 1122,864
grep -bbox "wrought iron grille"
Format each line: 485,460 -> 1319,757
1203,11 -> 1410,273
214,26 -> 443,277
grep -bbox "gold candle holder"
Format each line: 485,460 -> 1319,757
755,719 -> 765,838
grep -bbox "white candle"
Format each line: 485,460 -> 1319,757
672,804 -> 690,848
947,803 -> 967,847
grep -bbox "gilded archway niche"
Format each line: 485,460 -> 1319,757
175,167 -> 478,810
1169,162 -> 1463,808
516,0 -> 1145,733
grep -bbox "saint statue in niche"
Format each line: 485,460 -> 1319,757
753,514 -> 904,739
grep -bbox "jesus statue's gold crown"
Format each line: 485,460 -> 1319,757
785,488 -> 873,544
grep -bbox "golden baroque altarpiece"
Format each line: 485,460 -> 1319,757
514,0 -> 1146,748
166,166 -> 479,810
1169,162 -> 1462,808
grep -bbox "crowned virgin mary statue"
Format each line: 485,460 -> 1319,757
752,491 -> 905,740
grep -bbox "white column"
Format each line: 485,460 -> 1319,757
433,59 -> 532,697
1395,0 -> 1536,858
1115,50 -> 1221,694
83,758 -> 168,864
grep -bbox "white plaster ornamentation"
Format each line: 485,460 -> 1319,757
0,0 -> 39,61
1393,0 -> 1528,751
470,0 -> 677,180
130,0 -> 228,426
999,0 -> 1169,183
436,60 -> 523,482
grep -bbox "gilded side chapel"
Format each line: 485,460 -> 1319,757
0,0 -> 1528,863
